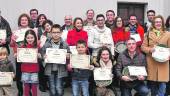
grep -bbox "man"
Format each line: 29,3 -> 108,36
144,10 -> 156,33
115,38 -> 149,96
105,10 -> 115,29
88,14 -> 114,57
0,11 -> 12,54
61,15 -> 73,41
126,15 -> 144,46
30,8 -> 38,28
84,9 -> 96,26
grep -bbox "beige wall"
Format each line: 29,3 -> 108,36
0,0 -> 169,29
0,0 -> 115,29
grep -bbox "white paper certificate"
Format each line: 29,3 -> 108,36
70,54 -> 90,69
14,28 -> 29,42
17,48 -> 38,63
130,34 -> 141,42
0,72 -> 13,85
152,46 -> 170,62
128,66 -> 147,76
93,68 -> 112,80
40,35 -> 47,47
0,29 -> 6,40
99,33 -> 112,44
45,48 -> 67,64
69,46 -> 78,54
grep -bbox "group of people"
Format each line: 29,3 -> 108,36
0,8 -> 170,96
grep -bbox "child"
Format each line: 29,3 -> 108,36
0,47 -> 17,96
68,40 -> 94,96
41,24 -> 70,96
20,29 -> 40,96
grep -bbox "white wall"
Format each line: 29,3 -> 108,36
0,0 -> 115,30
0,0 -> 169,30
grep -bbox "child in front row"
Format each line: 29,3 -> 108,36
68,40 -> 94,96
0,47 -> 17,96
41,24 -> 70,96
20,29 -> 40,96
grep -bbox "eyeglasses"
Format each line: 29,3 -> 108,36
51,32 -> 62,34
127,43 -> 136,45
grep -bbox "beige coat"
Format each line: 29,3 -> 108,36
141,30 -> 170,82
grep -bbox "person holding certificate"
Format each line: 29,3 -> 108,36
115,38 -> 149,96
0,12 -> 12,54
141,15 -> 170,96
0,47 -> 17,96
10,13 -> 32,96
93,47 -> 114,96
68,40 -> 94,96
41,24 -> 70,96
18,29 -> 41,96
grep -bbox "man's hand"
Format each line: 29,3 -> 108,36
121,76 -> 133,81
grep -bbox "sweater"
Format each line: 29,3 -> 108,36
66,28 -> 88,46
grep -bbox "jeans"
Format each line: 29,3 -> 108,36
48,72 -> 64,96
120,82 -> 149,96
148,81 -> 166,96
72,79 -> 89,96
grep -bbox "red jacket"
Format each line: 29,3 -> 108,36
66,29 -> 88,46
112,27 -> 130,44
21,44 -> 39,73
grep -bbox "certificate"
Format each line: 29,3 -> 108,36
45,48 -> 67,64
93,68 -> 112,80
0,72 -> 13,86
83,26 -> 94,34
0,29 -> 6,40
70,54 -> 90,69
152,45 -> 170,62
14,28 -> 29,42
130,34 -> 141,42
69,46 -> 78,54
17,48 -> 38,63
40,35 -> 47,47
128,66 -> 147,76
99,33 -> 112,44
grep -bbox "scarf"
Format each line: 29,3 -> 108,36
99,59 -> 112,69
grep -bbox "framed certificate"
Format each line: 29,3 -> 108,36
69,46 -> 78,54
130,34 -> 141,42
0,29 -> 6,40
0,72 -> 13,86
17,48 -> 38,63
45,48 -> 67,64
93,68 -> 112,80
70,54 -> 90,69
14,28 -> 29,42
128,66 -> 147,76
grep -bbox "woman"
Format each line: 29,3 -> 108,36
141,15 -> 170,96
165,16 -> 170,31
112,16 -> 130,58
94,47 -> 114,96
40,19 -> 53,47
36,14 -> 47,40
66,17 -> 88,46
112,16 -> 130,44
10,13 -> 31,96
